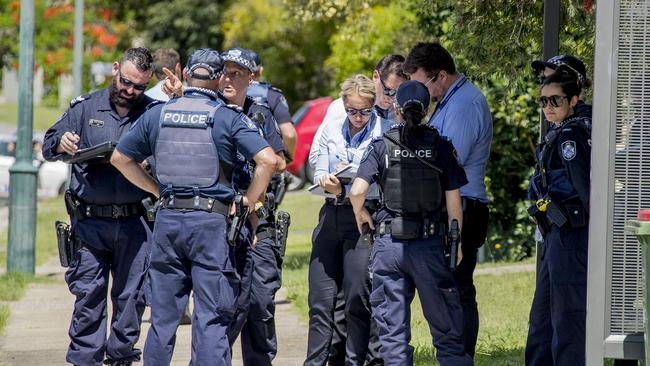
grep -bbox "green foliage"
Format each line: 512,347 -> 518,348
222,0 -> 336,109
325,1 -> 424,88
123,0 -> 230,64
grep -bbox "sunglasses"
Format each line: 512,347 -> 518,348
380,78 -> 397,97
538,95 -> 567,108
118,69 -> 148,91
345,107 -> 374,117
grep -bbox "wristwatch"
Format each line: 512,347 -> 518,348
254,201 -> 268,220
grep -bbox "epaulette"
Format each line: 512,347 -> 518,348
146,100 -> 165,110
269,85 -> 283,93
224,103 -> 244,113
69,94 -> 90,108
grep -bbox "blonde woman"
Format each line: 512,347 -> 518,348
305,75 -> 391,365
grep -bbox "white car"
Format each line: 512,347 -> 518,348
0,136 -> 69,198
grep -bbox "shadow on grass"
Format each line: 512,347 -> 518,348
414,345 -> 525,366
283,251 -> 311,271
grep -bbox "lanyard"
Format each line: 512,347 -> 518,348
432,75 -> 468,119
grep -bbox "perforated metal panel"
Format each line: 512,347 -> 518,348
609,0 -> 650,336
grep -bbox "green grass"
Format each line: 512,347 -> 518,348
280,190 -> 535,366
0,103 -> 65,132
0,196 -> 68,335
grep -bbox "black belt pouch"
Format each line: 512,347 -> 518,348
390,217 -> 422,240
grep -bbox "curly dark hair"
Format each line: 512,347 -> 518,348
119,47 -> 154,72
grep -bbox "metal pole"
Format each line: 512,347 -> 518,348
7,0 -> 38,274
536,0 -> 561,278
540,0 -> 560,138
73,0 -> 83,96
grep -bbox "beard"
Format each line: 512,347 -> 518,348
109,78 -> 144,109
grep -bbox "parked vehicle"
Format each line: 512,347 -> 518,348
0,134 -> 69,198
286,96 -> 332,189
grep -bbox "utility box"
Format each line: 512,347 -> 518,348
587,0 -> 650,364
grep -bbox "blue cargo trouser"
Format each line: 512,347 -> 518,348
525,225 -> 588,366
227,222 -> 254,346
240,221 -> 283,366
144,209 -> 239,366
65,216 -> 149,366
370,233 -> 472,366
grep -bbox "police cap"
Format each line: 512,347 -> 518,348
186,48 -> 223,80
531,55 -> 588,85
396,80 -> 430,114
248,50 -> 262,71
221,47 -> 257,72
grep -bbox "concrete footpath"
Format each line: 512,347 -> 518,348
0,256 -> 308,365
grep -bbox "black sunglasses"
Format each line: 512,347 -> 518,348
345,107 -> 374,117
118,69 -> 148,91
380,78 -> 397,97
538,95 -> 567,108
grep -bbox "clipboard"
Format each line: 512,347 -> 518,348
308,165 -> 356,197
62,141 -> 116,164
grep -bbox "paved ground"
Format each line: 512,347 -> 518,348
0,256 -> 308,365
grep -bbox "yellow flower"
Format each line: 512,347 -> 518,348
495,243 -> 502,249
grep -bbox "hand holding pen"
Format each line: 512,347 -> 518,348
56,130 -> 80,155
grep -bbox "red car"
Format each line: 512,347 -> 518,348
286,96 -> 333,189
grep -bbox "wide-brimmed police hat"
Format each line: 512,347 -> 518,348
531,55 -> 588,85
396,80 -> 430,114
186,48 -> 223,80
221,47 -> 257,72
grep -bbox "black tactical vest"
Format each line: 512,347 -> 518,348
381,128 -> 443,215
155,97 -> 221,195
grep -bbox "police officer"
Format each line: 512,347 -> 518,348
531,55 -> 591,119
306,75 -> 391,366
42,48 -> 155,366
247,50 -> 297,157
217,49 -> 288,362
110,48 -> 280,365
404,42 -> 492,358
349,80 -> 472,366
525,67 -> 591,366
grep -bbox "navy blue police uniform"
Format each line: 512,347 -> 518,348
116,85 -> 270,365
356,125 -> 473,366
525,115 -> 591,366
237,97 -> 291,366
42,89 -> 155,366
222,94 -> 286,356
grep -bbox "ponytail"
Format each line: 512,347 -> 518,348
400,103 -> 427,146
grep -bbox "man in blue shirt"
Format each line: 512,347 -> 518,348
42,47 -> 155,366
111,48 -> 280,365
404,41 -> 493,359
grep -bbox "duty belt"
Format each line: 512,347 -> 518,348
160,196 -> 230,215
378,220 -> 443,238
325,197 -> 351,206
83,202 -> 143,219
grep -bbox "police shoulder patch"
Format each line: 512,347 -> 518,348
69,94 -> 89,108
240,114 -> 258,130
361,144 -> 374,163
561,140 -> 577,161
279,95 -> 289,108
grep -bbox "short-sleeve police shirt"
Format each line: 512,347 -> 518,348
117,88 -> 270,202
267,87 -> 292,124
356,126 -> 468,221
42,88 -> 155,204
